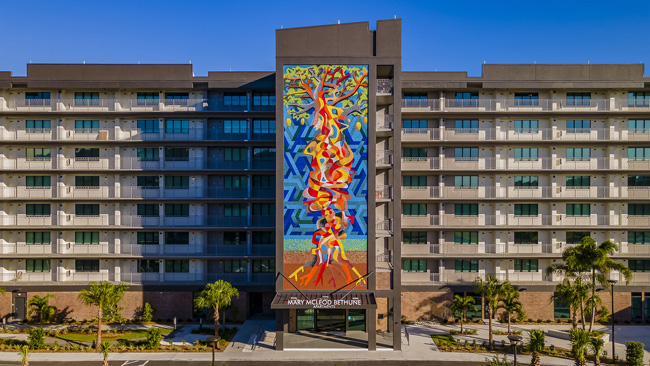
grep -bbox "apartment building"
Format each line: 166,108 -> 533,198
1,19 -> 649,349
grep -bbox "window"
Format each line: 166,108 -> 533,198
629,176 -> 650,187
224,259 -> 247,273
514,92 -> 539,106
628,92 -> 650,107
26,148 -> 51,160
514,176 -> 538,188
26,176 -> 51,188
225,203 -> 247,217
75,92 -> 99,106
514,232 -> 538,244
26,120 -> 51,131
628,120 -> 650,133
165,232 -> 189,245
554,297 -> 570,319
632,293 -> 643,321
454,204 -> 478,216
566,93 -> 591,106
629,204 -> 650,216
75,176 -> 99,187
253,203 -> 275,216
628,260 -> 650,272
253,259 -> 275,273
403,231 -> 427,244
252,175 -> 274,189
403,203 -> 426,216
75,204 -> 99,216
137,232 -> 159,245
404,120 -> 427,130
26,232 -> 50,245
225,148 -> 247,161
455,147 -> 478,161
75,120 -> 99,131
567,204 -> 590,216
253,148 -> 275,161
514,259 -> 538,272
75,232 -> 99,245
454,176 -> 478,189
137,120 -> 159,133
137,176 -> 159,188
566,148 -> 590,161
226,176 -> 247,189
403,176 -> 427,187
224,93 -> 247,106
454,231 -> 478,245
514,148 -> 538,161
165,204 -> 189,217
165,120 -> 189,133
404,92 -> 427,100
165,93 -> 189,104
224,120 -> 247,134
454,92 -> 479,107
403,93 -> 428,107
26,259 -> 50,273
137,148 -> 159,161
25,92 -> 50,101
455,259 -> 478,272
566,176 -> 590,188
514,120 -> 539,133
567,120 -> 591,132
253,231 -> 275,244
253,93 -> 275,106
628,147 -> 650,161
75,260 -> 99,272
403,259 -> 427,272
165,148 -> 189,161
224,231 -> 247,245
403,148 -> 427,158
165,260 -> 189,273
137,204 -> 159,217
253,120 -> 276,134
566,232 -> 590,244
454,120 -> 478,132
514,204 -> 538,216
628,232 -> 650,245
137,92 -> 159,105
75,148 -> 99,159
26,204 -> 50,216
137,260 -> 159,273
164,176 -> 189,189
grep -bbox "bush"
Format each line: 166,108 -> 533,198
482,354 -> 512,366
625,341 -> 644,366
142,303 -> 154,323
145,327 -> 163,350
28,328 -> 45,350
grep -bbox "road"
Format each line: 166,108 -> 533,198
0,360 -> 482,366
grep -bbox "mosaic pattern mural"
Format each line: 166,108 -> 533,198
283,65 -> 369,290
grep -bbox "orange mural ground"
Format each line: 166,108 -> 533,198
283,250 -> 367,291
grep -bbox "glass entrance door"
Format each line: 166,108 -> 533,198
315,309 -> 346,332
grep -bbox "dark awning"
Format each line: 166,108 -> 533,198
271,292 -> 376,309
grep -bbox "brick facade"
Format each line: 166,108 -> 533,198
518,291 -> 555,321
401,291 -> 454,322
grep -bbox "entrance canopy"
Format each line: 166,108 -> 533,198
271,292 -> 376,310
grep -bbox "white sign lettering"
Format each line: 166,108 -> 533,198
285,298 -> 362,309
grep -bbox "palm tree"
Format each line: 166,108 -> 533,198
27,295 -> 57,328
588,335 -> 605,366
550,277 -> 590,329
547,236 -> 632,331
194,280 -> 239,337
497,282 -> 524,334
77,281 -> 129,349
450,295 -> 477,334
528,329 -> 545,366
570,328 -> 590,366
99,341 -> 111,366
474,275 -> 505,349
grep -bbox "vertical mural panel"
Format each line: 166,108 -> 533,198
283,65 -> 369,290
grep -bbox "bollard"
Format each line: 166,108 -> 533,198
173,317 -> 177,330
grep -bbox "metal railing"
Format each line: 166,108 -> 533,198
400,127 -> 636,142
376,114 -> 394,130
0,186 -> 276,200
377,79 -> 393,95
398,214 -> 649,227
399,157 -> 650,171
0,214 -> 277,228
400,98 -> 611,112
376,150 -> 393,167
375,185 -> 393,200
401,185 -> 624,199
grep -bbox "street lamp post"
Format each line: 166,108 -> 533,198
607,279 -> 617,362
507,334 -> 523,366
206,335 -> 221,366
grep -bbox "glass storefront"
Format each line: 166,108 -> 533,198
296,309 -> 366,332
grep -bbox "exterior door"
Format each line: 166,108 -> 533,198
315,309 -> 345,332
249,292 -> 263,315
14,297 -> 26,321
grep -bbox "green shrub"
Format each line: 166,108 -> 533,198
482,354 -> 512,366
142,303 -> 154,323
27,328 -> 45,350
145,327 -> 163,350
625,341 -> 644,366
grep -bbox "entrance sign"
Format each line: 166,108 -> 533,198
271,292 -> 376,309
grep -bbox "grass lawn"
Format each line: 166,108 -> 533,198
56,328 -> 173,342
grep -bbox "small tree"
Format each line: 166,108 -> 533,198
27,328 -> 45,350
99,341 -> 111,366
194,280 -> 239,337
77,281 -> 129,349
20,345 -> 30,366
550,277 -> 590,329
570,328 -> 590,366
625,341 -> 644,366
450,295 -> 477,334
475,275 -> 506,349
528,329 -> 545,366
141,303 -> 154,323
497,282 -> 524,334
145,327 -> 163,350
27,294 -> 57,327
588,336 -> 604,366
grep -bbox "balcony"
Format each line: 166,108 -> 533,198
400,186 -> 624,200
399,157 -> 629,171
376,150 -> 393,168
377,79 -> 393,95
376,219 -> 393,236
375,185 -> 393,201
401,128 -> 624,142
0,98 -> 208,112
376,114 -> 394,131
400,98 -> 611,112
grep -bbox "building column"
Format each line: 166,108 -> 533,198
392,296 -> 401,351
275,310 -> 287,350
368,307 -> 376,350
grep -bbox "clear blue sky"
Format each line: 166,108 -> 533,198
2,0 -> 649,76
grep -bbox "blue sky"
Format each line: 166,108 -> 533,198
2,0 -> 649,76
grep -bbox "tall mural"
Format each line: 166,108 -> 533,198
283,65 -> 369,290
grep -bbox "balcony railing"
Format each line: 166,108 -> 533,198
399,214 -> 649,228
401,127 -> 639,142
376,114 -> 394,131
0,214 -> 277,228
375,185 -> 393,201
400,157 -> 650,171
377,79 -> 393,95
401,185 -> 624,200
376,150 -> 393,167
0,186 -> 277,200
400,98 -> 612,112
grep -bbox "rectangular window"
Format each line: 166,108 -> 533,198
224,148 -> 247,161
224,93 -> 247,106
252,120 -> 276,134
514,120 -> 539,133
252,259 -> 275,273
403,148 -> 427,158
75,260 -> 99,272
628,92 -> 650,107
403,203 -> 426,216
404,93 -> 427,100
454,259 -> 479,272
226,175 -> 247,189
628,120 -> 650,133
514,259 -> 538,272
164,176 -> 189,189
403,231 -> 427,245
454,92 -> 479,107
75,204 -> 99,216
25,92 -> 51,100
26,120 -> 51,131
454,231 -> 478,245
566,148 -> 590,161
554,297 -> 570,319
26,259 -> 50,273
252,175 -> 274,189
566,204 -> 590,216
74,120 -> 99,131
253,148 -> 275,160
75,148 -> 99,158
224,203 -> 247,217
75,176 -> 99,187
137,204 -> 159,217
164,148 -> 189,161
404,120 -> 428,130
514,232 -> 538,244
566,120 -> 591,132
454,120 -> 479,132
224,231 -> 247,245
137,176 -> 159,188
26,176 -> 51,188
628,231 -> 650,245
165,204 -> 189,217
514,92 -> 539,106
165,120 -> 189,134
165,232 -> 189,245
514,204 -> 538,216
514,176 -> 538,188
454,176 -> 479,189
566,176 -> 590,188
165,93 -> 189,104
566,93 -> 591,106
403,259 -> 427,272
403,176 -> 427,187
137,260 -> 159,273
165,259 -> 189,273
253,203 -> 275,216
628,176 -> 650,187
75,232 -> 99,245
26,148 -> 51,160
26,204 -> 50,216
514,148 -> 538,161
74,92 -> 99,106
454,204 -> 478,216
224,120 -> 247,134
628,260 -> 650,272
454,147 -> 479,161
137,120 -> 159,133
629,204 -> 650,216
566,232 -> 590,244
253,93 -> 275,106
26,232 -> 50,245
224,259 -> 247,273
628,147 -> 650,161
137,232 -> 159,245
137,148 -> 159,161
632,293 -> 643,321
136,93 -> 159,105
252,231 -> 275,244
